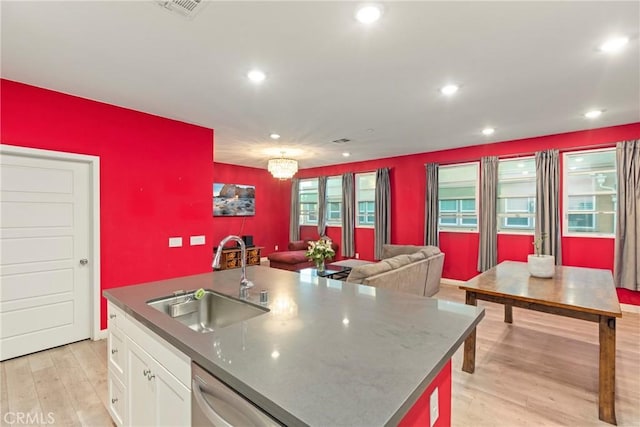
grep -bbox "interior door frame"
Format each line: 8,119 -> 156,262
0,144 -> 102,339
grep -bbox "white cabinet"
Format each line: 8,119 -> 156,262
127,339 -> 190,427
106,301 -> 191,427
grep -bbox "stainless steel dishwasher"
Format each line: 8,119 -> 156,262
192,362 -> 281,426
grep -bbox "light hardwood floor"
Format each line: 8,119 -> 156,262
0,339 -> 112,427
1,284 -> 638,426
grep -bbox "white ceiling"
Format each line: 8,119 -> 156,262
2,1 -> 638,170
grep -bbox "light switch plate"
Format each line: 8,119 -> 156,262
169,237 -> 183,248
190,235 -> 206,246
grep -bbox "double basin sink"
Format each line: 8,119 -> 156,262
147,289 -> 269,333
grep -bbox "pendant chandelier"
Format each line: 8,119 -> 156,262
268,153 -> 298,179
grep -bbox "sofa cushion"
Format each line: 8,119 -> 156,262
419,246 -> 441,258
407,251 -> 426,263
268,251 -> 309,264
381,244 -> 422,259
347,262 -> 393,283
288,240 -> 310,251
382,254 -> 412,270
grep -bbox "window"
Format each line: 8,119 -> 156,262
326,176 -> 342,225
438,163 -> 479,231
356,172 -> 376,227
563,149 -> 616,236
299,178 -> 318,225
497,158 -> 536,233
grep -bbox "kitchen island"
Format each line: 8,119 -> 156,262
104,266 -> 484,426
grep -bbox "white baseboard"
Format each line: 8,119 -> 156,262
93,328 -> 108,341
621,303 -> 640,314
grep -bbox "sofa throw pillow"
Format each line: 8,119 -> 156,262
348,262 -> 393,282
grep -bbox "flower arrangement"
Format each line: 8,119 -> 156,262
305,239 -> 335,271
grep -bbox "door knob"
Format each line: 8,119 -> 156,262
80,259 -> 89,265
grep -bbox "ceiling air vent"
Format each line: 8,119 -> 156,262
155,0 -> 207,19
332,138 -> 351,144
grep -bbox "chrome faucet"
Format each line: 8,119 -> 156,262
212,235 -> 254,299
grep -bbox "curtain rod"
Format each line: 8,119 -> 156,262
430,141 -> 619,167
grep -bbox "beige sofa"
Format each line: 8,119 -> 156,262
345,245 -> 444,297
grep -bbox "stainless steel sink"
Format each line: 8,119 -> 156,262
147,290 -> 268,333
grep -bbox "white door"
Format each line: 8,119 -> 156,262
0,153 -> 91,360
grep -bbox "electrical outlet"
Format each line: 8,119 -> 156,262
430,387 -> 439,427
275,245 -> 279,251
355,253 -> 360,259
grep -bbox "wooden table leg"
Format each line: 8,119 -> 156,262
599,316 -> 617,425
462,291 -> 477,374
504,304 -> 513,323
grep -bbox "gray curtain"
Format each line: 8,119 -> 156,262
535,149 -> 561,264
478,157 -> 498,272
317,176 -> 328,237
289,178 -> 300,241
614,140 -> 640,291
424,163 -> 439,246
374,168 -> 391,260
341,173 -> 355,257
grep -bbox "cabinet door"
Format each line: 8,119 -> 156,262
127,340 -> 156,427
154,361 -> 191,426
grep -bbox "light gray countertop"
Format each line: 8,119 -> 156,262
104,266 -> 484,426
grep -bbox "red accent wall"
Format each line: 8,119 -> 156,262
0,79 -> 289,329
212,162 -> 290,257
296,123 -> 640,303
399,360 -> 452,427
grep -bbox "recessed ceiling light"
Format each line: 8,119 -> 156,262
270,133 -> 280,140
342,152 -> 351,157
355,5 -> 382,24
584,110 -> 603,119
482,127 -> 495,136
440,84 -> 459,96
517,162 -> 525,168
575,157 -> 584,162
599,36 -> 629,53
247,69 -> 266,83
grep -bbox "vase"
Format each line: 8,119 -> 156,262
315,259 -> 325,272
527,254 -> 555,278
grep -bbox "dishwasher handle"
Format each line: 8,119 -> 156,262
192,374 -> 280,427
192,376 -> 233,427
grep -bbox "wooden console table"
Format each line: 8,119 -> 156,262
459,261 -> 622,425
213,246 -> 263,270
